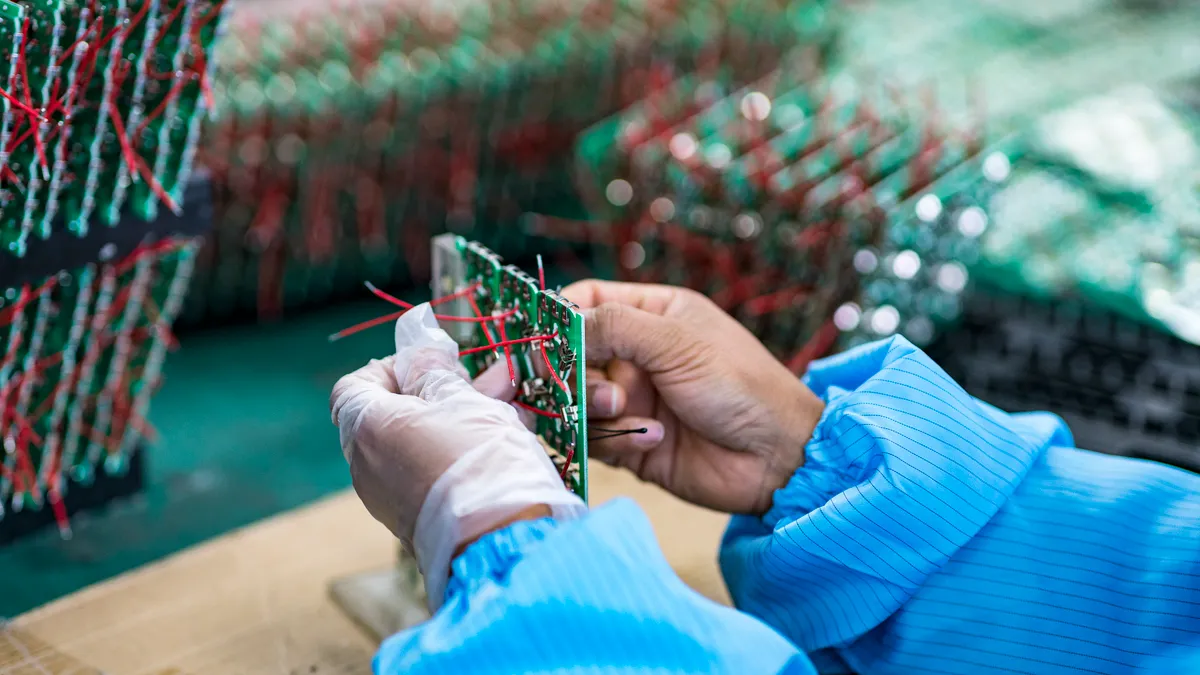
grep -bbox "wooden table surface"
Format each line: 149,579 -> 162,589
4,465 -> 730,675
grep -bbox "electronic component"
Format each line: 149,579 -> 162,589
431,234 -> 588,499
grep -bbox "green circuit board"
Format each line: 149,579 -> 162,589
570,66 -> 1018,370
0,0 -> 226,257
972,82 -> 1200,343
182,0 -> 840,322
430,234 -> 587,500
0,240 -> 199,523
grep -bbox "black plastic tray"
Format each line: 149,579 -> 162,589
927,288 -> 1200,473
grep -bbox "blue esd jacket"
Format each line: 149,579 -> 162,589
376,337 -> 1200,674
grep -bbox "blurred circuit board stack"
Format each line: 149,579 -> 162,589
0,0 -> 224,542
975,80 -> 1200,343
184,0 -> 841,323
569,64 -> 1015,371
923,74 -> 1200,475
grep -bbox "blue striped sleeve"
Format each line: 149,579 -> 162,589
375,498 -> 814,675
720,336 -> 1200,674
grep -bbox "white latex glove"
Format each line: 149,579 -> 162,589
330,304 -> 587,609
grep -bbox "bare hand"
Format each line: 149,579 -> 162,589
562,280 -> 825,515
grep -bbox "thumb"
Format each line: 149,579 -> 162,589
584,302 -> 686,372
392,303 -> 475,403
589,416 -> 666,469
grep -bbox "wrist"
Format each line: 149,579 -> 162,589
414,441 -> 587,611
453,504 -> 553,559
761,383 -> 825,513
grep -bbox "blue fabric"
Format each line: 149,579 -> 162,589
722,336 -> 1200,674
375,498 -> 812,675
375,335 -> 1200,674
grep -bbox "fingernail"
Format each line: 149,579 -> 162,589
633,423 -> 664,447
591,381 -> 620,417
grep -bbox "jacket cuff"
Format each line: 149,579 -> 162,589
763,335 -> 1047,533
444,515 -> 562,603
722,336 -> 1063,650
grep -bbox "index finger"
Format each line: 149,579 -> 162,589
330,356 -> 401,425
561,279 -> 680,315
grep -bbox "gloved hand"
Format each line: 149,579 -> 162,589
330,304 -> 586,609
563,280 -> 826,515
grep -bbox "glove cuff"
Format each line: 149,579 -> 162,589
414,442 -> 587,611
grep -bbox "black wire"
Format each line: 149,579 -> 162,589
588,427 -> 649,441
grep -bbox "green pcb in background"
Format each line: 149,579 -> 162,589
0,300 -> 397,617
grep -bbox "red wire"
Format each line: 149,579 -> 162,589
373,281 -> 513,320
539,341 -> 570,396
17,17 -> 50,175
457,334 -> 556,357
106,89 -> 181,214
0,83 -> 42,124
466,293 -> 497,347
327,285 -> 505,342
742,285 -> 811,318
785,320 -> 840,375
0,287 -> 29,403
366,280 -> 480,310
496,317 -> 517,386
139,289 -> 180,350
93,25 -> 123,53
512,400 -> 561,419
5,113 -> 64,157
56,18 -> 99,67
26,362 -> 70,421
328,308 -> 519,342
119,0 -> 153,47
326,310 -> 400,342
192,47 -> 214,111
248,183 -> 286,241
48,486 -> 71,537
537,254 -> 546,291
0,275 -> 57,327
415,303 -> 514,322
9,418 -> 43,503
112,388 -> 160,444
1,407 -> 43,447
148,0 -> 187,54
47,78 -> 61,117
105,61 -> 139,157
559,446 -> 575,481
2,165 -> 24,190
134,72 -> 191,141
195,0 -> 226,30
